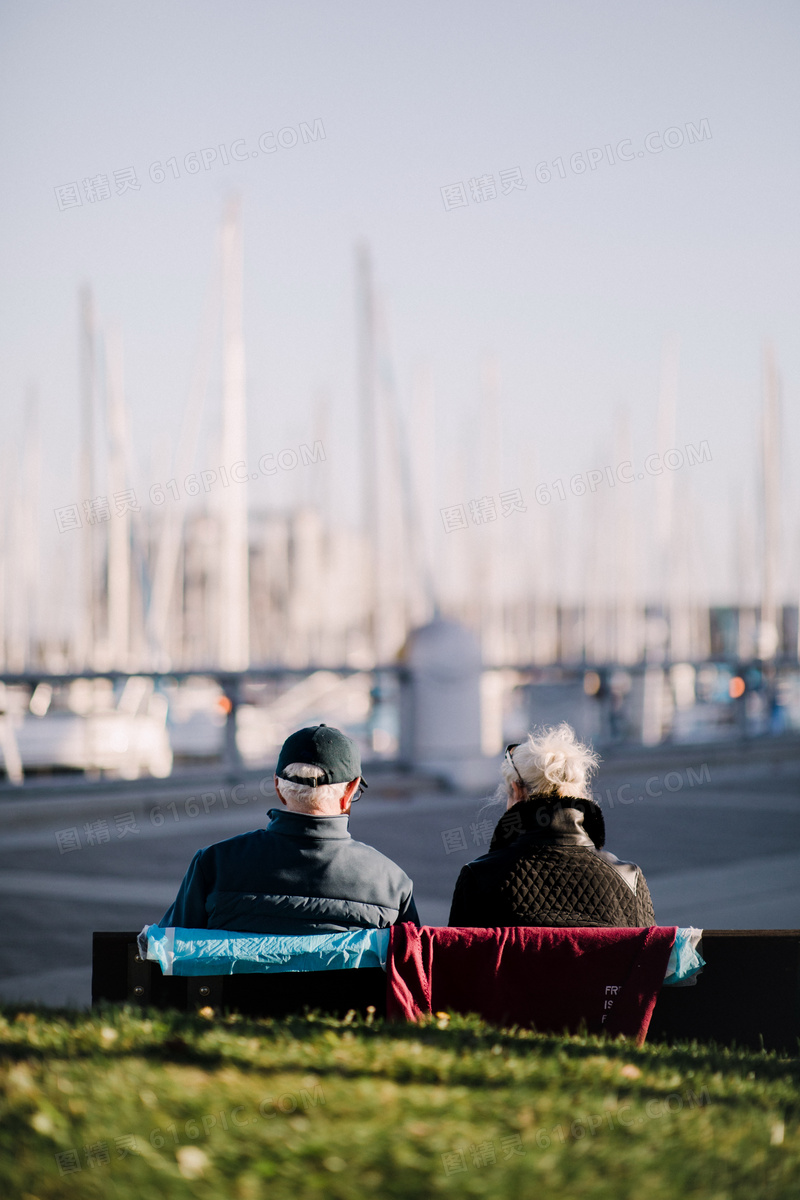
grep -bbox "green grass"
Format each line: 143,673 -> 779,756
0,1005 -> 798,1199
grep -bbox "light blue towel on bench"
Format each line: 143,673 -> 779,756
138,925 -> 390,976
663,927 -> 705,986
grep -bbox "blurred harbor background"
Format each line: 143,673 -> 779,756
2,3 -> 800,1006
2,6 -> 799,786
0,209 -> 797,783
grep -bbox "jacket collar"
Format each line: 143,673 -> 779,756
489,794 -> 605,853
266,808 -> 352,840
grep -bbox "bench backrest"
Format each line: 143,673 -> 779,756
92,929 -> 800,1052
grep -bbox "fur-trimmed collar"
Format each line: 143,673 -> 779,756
488,794 -> 606,853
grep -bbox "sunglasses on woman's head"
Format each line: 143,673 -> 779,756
504,743 -> 526,787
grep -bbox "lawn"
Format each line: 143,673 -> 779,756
0,1004 -> 797,1199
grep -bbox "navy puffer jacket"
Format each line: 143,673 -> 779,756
159,808 -> 419,933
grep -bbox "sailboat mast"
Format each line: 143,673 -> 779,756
356,242 -> 379,663
78,285 -> 97,667
106,326 -> 130,669
218,196 -> 250,670
23,390 -> 41,668
760,342 -> 781,660
656,334 -> 679,661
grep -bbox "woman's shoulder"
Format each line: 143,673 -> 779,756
593,849 -> 646,892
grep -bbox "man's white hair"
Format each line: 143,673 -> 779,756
500,723 -> 599,801
275,762 -> 351,814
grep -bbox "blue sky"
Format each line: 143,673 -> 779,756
1,0 -> 798,601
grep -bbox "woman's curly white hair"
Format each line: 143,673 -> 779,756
500,723 -> 600,802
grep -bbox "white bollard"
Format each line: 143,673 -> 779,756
400,619 -> 494,789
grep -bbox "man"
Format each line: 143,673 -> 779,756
158,723 -> 419,933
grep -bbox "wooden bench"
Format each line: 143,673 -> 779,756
92,930 -> 800,1053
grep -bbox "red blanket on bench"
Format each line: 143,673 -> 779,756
387,926 -> 676,1045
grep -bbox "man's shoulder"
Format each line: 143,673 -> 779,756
344,836 -> 413,885
197,828 -> 269,858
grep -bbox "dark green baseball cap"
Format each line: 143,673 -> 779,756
275,724 -> 367,788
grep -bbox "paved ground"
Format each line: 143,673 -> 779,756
1,739 -> 799,1008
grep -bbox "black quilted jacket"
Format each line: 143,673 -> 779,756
448,795 -> 655,928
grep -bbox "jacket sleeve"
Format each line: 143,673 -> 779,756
158,849 -> 211,928
397,888 -> 421,927
635,870 -> 656,926
448,865 -> 486,927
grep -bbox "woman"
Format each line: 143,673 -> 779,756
448,723 -> 655,927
